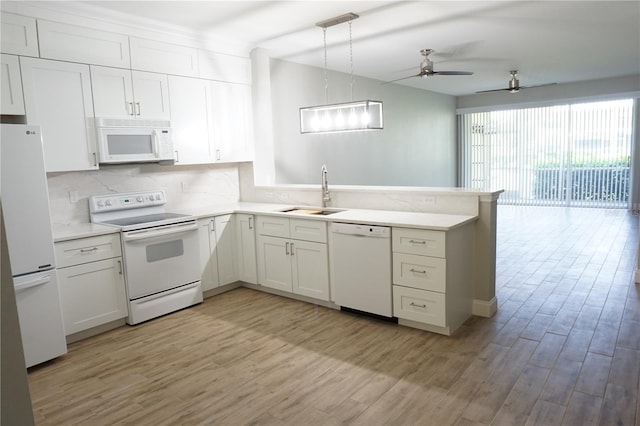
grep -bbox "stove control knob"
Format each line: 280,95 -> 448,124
105,200 -> 112,206
155,194 -> 162,201
136,196 -> 143,202
97,200 -> 105,207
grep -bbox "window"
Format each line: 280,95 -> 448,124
459,99 -> 634,208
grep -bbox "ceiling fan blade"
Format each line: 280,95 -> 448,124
518,83 -> 558,89
475,87 -> 512,93
381,73 -> 422,84
476,82 -> 557,94
433,71 -> 474,76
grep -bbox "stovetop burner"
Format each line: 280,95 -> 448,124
103,213 -> 192,228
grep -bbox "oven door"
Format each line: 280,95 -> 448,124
121,221 -> 200,300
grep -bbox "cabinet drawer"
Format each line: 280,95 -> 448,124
256,215 -> 290,238
393,228 -> 445,258
290,219 -> 327,243
393,285 -> 445,327
55,233 -> 121,268
393,253 -> 446,292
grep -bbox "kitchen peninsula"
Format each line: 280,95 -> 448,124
50,161 -> 501,341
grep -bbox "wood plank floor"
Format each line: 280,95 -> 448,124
28,206 -> 639,425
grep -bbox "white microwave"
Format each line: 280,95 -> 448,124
96,118 -> 174,164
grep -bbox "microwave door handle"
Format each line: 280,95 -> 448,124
153,130 -> 160,156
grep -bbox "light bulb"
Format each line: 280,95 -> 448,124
335,110 -> 345,128
361,109 -> 370,126
322,111 -> 331,129
311,112 -> 320,131
348,108 -> 358,127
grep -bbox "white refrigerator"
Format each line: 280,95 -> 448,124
1,124 -> 67,367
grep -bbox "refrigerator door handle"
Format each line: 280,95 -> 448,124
15,275 -> 51,293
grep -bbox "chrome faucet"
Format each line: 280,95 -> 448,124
321,164 -> 331,207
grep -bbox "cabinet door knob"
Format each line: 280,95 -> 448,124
248,217 -> 253,230
117,260 -> 123,275
290,243 -> 294,256
285,242 -> 290,255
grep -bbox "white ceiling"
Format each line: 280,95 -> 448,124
75,1 -> 640,96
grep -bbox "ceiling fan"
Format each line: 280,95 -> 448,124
385,48 -> 474,83
477,70 -> 557,93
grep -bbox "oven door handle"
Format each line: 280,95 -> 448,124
123,222 -> 198,241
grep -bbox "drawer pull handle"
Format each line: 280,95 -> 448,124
80,247 -> 98,253
290,243 -> 294,256
409,240 -> 426,244
409,268 -> 426,274
410,302 -> 427,308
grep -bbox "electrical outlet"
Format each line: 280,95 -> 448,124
424,196 -> 436,205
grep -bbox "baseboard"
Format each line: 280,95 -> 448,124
472,297 -> 498,318
635,270 -> 640,284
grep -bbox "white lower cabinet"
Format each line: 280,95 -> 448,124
55,234 -> 127,335
256,216 -> 329,301
198,214 -> 238,292
215,214 -> 237,286
235,214 -> 257,284
198,217 -> 220,291
392,225 -> 473,336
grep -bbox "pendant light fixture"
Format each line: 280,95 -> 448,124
300,13 -> 383,134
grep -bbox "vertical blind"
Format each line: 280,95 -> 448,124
459,99 -> 634,208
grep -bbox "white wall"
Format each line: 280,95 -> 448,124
267,59 -> 458,187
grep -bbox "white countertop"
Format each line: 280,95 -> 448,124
178,202 -> 478,231
53,202 -> 478,241
53,222 -> 120,242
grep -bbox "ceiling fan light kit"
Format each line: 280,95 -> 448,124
300,12 -> 383,134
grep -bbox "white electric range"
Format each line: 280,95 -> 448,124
89,190 -> 202,325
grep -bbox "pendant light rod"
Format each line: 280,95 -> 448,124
316,12 -> 359,29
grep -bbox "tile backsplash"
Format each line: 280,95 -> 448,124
47,163 -> 240,226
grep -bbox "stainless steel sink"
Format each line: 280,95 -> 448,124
280,207 -> 344,216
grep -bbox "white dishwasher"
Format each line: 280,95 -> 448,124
329,222 -> 393,317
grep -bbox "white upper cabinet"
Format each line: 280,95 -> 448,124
1,54 -> 25,115
1,12 -> 39,57
168,75 -> 214,164
20,57 -> 98,172
211,81 -> 253,162
38,20 -> 130,69
130,37 -> 198,77
198,50 -> 251,85
91,65 -> 170,120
